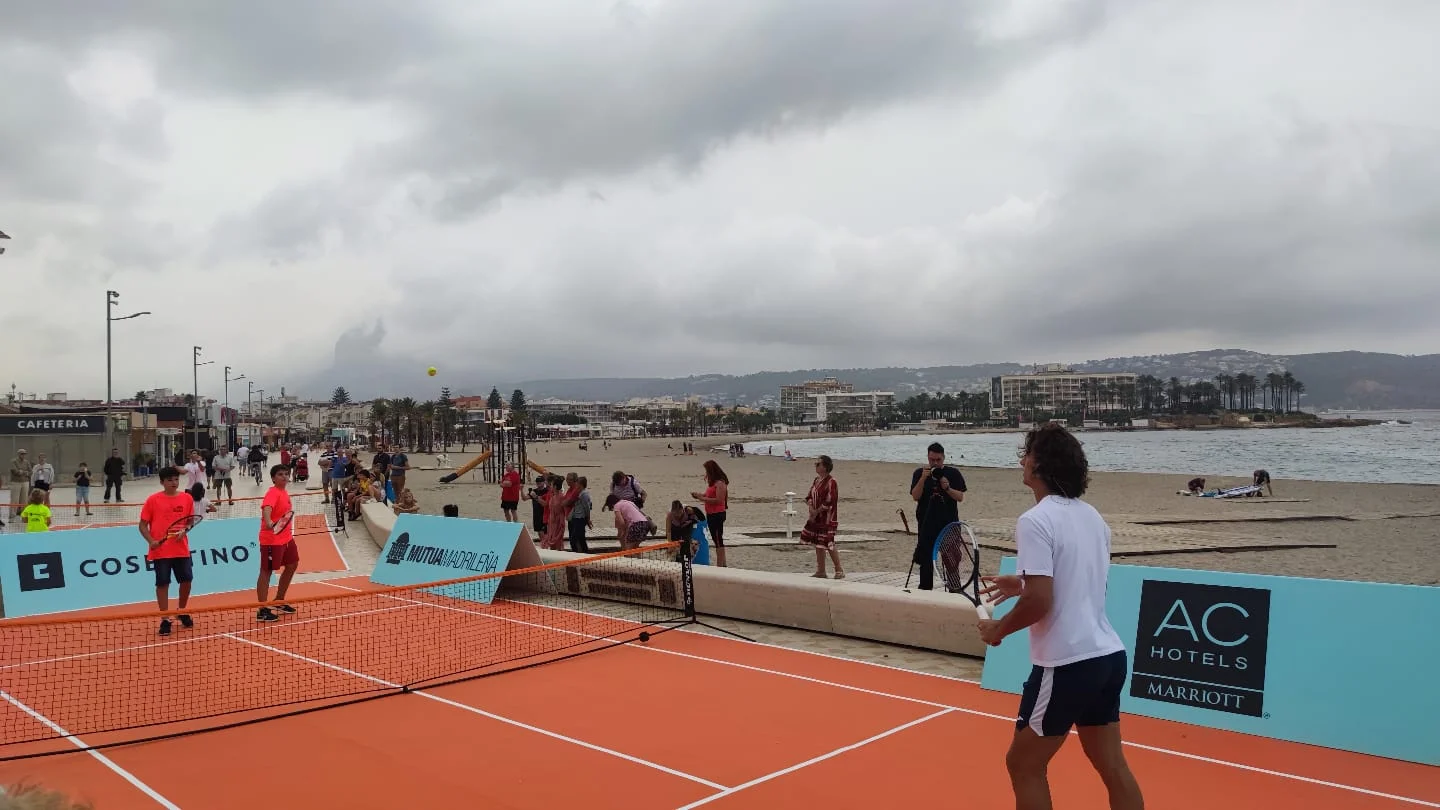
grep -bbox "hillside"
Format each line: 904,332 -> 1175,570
502,350 -> 1440,410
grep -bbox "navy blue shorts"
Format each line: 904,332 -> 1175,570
1016,649 -> 1128,737
152,557 -> 194,588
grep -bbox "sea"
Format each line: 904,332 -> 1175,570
742,410 -> 1440,485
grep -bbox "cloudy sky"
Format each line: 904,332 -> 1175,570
3,0 -> 1438,402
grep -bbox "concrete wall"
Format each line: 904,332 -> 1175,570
360,501 -> 396,550
358,502 -> 986,659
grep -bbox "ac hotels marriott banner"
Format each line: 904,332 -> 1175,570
979,558 -> 1440,767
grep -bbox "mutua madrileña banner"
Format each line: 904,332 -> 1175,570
370,514 -> 536,605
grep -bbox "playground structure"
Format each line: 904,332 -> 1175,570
439,422 -> 529,484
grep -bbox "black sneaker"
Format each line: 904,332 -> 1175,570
276,604 -> 296,614
177,614 -> 193,629
256,607 -> 279,622
158,619 -> 172,636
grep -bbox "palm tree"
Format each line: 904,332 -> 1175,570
369,399 -> 389,445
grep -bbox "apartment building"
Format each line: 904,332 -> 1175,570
990,365 -> 1138,412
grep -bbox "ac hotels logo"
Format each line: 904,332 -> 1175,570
1130,580 -> 1272,717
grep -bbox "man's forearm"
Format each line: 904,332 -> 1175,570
996,592 -> 1048,640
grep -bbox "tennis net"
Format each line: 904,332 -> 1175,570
0,542 -> 692,760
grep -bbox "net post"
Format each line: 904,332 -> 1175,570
680,540 -> 696,620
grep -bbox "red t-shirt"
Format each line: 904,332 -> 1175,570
500,471 -> 522,501
141,491 -> 195,561
259,487 -> 294,546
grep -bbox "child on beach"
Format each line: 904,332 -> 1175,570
73,462 -> 93,516
19,489 -> 51,532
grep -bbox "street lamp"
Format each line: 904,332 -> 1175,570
225,367 -> 245,450
247,380 -> 256,417
106,290 -> 151,407
192,346 -> 214,450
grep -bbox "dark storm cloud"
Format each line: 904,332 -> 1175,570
1,0 -> 449,101
382,0 -> 1109,216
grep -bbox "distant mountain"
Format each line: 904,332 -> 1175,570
501,350 -> 1440,410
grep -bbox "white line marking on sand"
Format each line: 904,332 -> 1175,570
220,633 -> 725,792
674,708 -> 954,810
0,690 -> 181,809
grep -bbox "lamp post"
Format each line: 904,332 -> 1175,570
247,381 -> 255,417
192,346 -> 214,451
225,367 -> 245,450
106,290 -> 151,407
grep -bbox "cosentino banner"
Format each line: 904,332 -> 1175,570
0,414 -> 109,435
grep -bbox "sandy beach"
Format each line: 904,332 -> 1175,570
400,435 -> 1440,587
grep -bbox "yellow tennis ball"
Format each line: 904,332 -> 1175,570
427,366 -> 437,376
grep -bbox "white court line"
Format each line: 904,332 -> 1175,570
674,708 -> 955,810
0,690 -> 180,809
0,604 -> 419,672
490,587 -> 984,686
311,580 -> 1440,807
219,634 -> 726,792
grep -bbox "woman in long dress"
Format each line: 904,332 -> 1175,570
800,455 -> 844,579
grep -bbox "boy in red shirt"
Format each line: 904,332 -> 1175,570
138,466 -> 196,636
499,463 -> 522,522
256,464 -> 301,622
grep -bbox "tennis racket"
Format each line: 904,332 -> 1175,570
157,513 -> 205,551
268,510 -> 295,535
933,520 -> 984,612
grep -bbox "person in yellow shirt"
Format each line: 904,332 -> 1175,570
19,489 -> 50,532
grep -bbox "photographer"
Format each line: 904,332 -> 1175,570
909,441 -> 967,590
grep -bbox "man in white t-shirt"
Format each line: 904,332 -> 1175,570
978,424 -> 1144,810
183,451 -> 207,493
212,447 -> 237,505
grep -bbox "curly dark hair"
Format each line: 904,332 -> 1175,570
1020,423 -> 1089,498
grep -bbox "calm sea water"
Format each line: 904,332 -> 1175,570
743,410 -> 1440,485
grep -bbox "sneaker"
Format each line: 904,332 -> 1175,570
256,607 -> 279,622
276,604 -> 297,614
178,614 -> 194,629
158,619 -> 172,636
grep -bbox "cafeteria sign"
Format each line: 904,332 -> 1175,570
0,415 -> 108,435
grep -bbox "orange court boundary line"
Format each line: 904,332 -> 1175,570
312,578 -> 1440,808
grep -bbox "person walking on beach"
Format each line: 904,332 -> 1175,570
801,455 -> 844,579
977,424 -> 1144,810
691,460 -> 729,567
909,442 -> 966,590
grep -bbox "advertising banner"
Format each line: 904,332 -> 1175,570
979,556 -> 1440,766
370,514 -> 537,605
0,519 -> 265,618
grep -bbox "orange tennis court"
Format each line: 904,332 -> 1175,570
1,548 -> 1435,809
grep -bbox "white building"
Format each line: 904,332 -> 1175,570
990,365 -> 1138,412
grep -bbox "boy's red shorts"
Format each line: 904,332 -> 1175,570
259,540 -> 300,571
